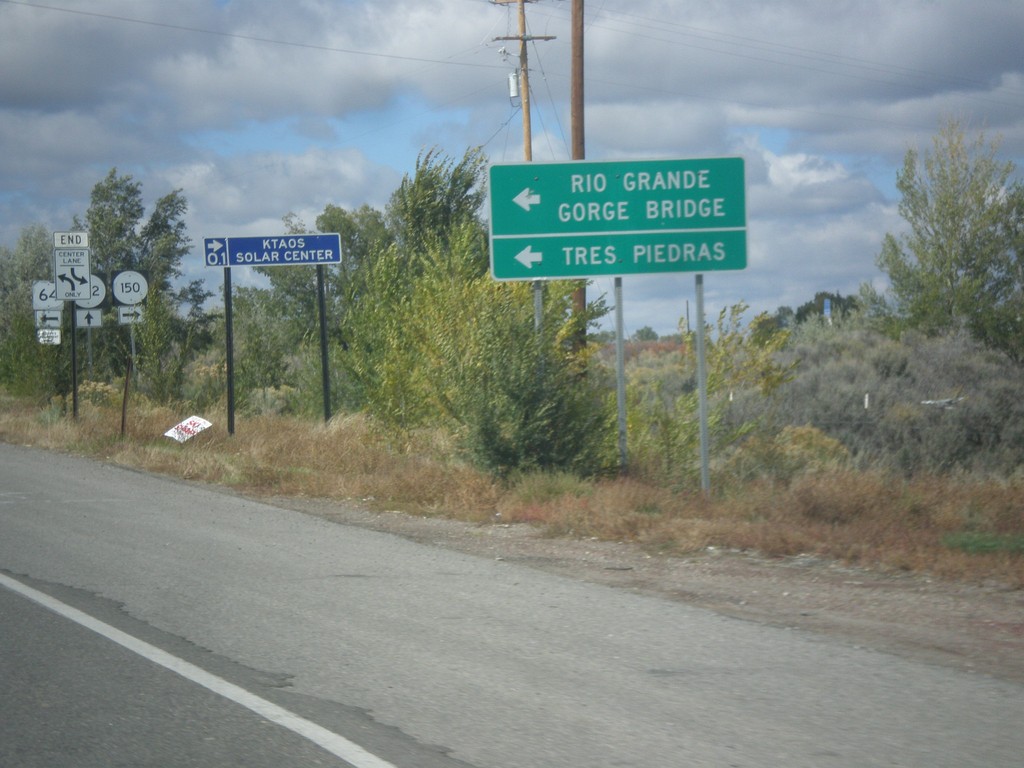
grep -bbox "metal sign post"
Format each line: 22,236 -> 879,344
695,274 -> 711,494
203,234 -> 342,433
52,232 -> 91,419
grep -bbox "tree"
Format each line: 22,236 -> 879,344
794,291 -> 859,324
385,146 -> 488,270
632,326 -> 658,342
0,224 -> 67,398
74,169 -> 213,397
316,203 -> 391,282
327,148 -> 615,473
969,187 -> 1024,362
335,148 -> 491,411
80,169 -> 144,280
875,119 -> 1024,360
226,206 -> 395,416
315,202 -> 391,339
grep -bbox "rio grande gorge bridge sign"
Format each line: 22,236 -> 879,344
488,157 -> 746,280
488,156 -> 747,493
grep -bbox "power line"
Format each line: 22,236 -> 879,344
5,0 -> 1019,162
536,2 -> 1024,108
599,8 -> 1024,101
0,0 -> 507,72
527,28 -> 568,158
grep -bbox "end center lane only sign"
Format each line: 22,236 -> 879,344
489,157 -> 746,280
203,234 -> 342,268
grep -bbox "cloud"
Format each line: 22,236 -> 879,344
1,0 -> 1021,339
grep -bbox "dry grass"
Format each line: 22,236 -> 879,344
1,393 -> 1021,588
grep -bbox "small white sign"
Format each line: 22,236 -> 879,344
54,231 -> 89,248
32,280 -> 62,310
164,415 -> 212,443
37,329 -> 61,345
75,274 -> 107,309
76,309 -> 103,328
117,305 -> 144,325
113,270 -> 149,305
35,310 -> 62,329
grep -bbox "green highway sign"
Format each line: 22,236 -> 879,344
489,157 -> 746,280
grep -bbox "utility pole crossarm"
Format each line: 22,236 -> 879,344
492,35 -> 556,42
490,0 -> 554,163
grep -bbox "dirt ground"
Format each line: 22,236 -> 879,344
272,496 -> 1024,685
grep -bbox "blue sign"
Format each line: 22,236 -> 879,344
204,234 -> 342,268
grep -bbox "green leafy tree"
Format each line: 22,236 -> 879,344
794,291 -> 859,324
632,326 -> 659,342
336,148 -> 490,414
331,148 -> 615,474
385,147 -> 488,268
227,206 -> 395,416
874,119 -> 1024,360
316,203 -> 392,343
340,218 -> 613,474
72,169 -> 213,398
316,203 -> 392,285
0,224 -> 67,399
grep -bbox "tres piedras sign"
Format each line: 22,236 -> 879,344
203,234 -> 342,268
489,157 -> 746,280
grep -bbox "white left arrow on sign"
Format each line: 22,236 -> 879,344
514,245 -> 543,269
513,188 -> 541,212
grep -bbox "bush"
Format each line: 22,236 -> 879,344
722,425 -> 850,485
763,322 -> 1024,475
453,292 -> 615,477
626,305 -> 793,487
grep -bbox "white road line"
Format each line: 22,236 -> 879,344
0,572 -> 398,768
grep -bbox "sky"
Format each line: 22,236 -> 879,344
2,0 -> 1023,337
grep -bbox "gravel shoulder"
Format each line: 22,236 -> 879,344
271,496 -> 1024,685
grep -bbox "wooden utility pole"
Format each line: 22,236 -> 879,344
570,0 -> 586,343
493,0 -> 554,162
570,0 -> 585,160
494,0 -> 554,329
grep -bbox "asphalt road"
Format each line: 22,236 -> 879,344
1,443 -> 1022,767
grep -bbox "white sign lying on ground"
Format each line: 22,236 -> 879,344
164,415 -> 213,443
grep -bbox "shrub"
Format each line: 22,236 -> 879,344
764,322 -> 1024,475
722,425 -> 850,485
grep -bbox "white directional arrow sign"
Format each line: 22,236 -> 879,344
117,305 -> 144,325
514,245 -> 543,269
76,309 -> 103,328
513,188 -> 542,212
205,238 -> 226,266
53,248 -> 92,301
35,310 -> 62,329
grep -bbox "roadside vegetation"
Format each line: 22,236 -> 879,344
1,121 -> 1022,588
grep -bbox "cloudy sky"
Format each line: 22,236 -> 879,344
2,0 -> 1023,336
